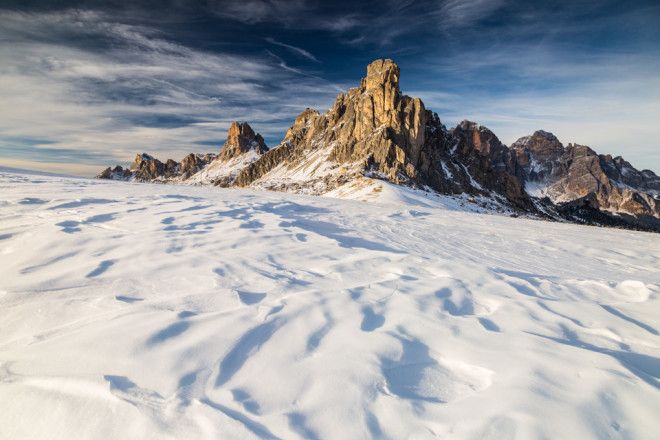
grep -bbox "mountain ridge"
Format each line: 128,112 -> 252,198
97,59 -> 660,232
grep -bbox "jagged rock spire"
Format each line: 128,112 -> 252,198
326,59 -> 426,178
361,59 -> 400,93
129,153 -> 155,171
359,59 -> 401,118
217,121 -> 268,161
235,58 -> 429,187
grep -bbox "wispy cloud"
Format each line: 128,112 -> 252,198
208,0 -> 310,26
265,37 -> 320,62
1,1 -> 659,175
0,9 -> 340,175
434,0 -> 508,30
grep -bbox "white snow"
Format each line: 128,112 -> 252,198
186,150 -> 261,185
1,170 -> 659,440
524,180 -> 549,198
459,163 -> 484,191
327,178 -> 516,214
255,144 -> 337,187
440,160 -> 454,179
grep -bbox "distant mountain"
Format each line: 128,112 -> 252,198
98,59 -> 660,232
510,131 -> 659,229
98,121 -> 268,185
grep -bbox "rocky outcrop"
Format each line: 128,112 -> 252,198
180,153 -> 216,178
129,153 -> 170,180
450,121 -> 530,209
511,130 -> 565,182
599,155 -> 660,195
123,152 -> 204,181
325,59 -> 426,181
98,165 -> 132,180
217,121 -> 268,162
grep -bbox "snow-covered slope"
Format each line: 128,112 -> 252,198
1,171 -> 659,439
186,149 -> 262,185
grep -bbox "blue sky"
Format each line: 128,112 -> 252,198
1,0 -> 659,176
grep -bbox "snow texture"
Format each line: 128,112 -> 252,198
1,170 -> 659,439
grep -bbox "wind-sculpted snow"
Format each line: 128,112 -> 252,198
0,171 -> 659,439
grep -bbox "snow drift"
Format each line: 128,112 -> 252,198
1,170 -> 659,439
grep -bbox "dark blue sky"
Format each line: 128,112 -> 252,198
1,0 -> 659,175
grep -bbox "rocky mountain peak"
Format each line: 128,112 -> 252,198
510,130 -> 565,183
217,121 -> 268,161
508,130 -> 660,225
325,59 -> 425,179
511,130 -> 564,157
234,59 -> 531,209
533,130 -> 559,140
452,121 -> 501,156
360,59 -> 400,95
448,120 -> 529,208
130,153 -> 155,171
230,59 -> 430,190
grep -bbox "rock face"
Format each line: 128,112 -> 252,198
511,131 -> 660,228
180,153 -> 216,178
123,152 -> 216,182
217,122 -> 268,162
511,130 -> 564,182
97,165 -> 132,180
449,121 -> 530,209
97,59 -> 659,231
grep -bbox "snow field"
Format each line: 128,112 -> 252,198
0,171 -> 659,439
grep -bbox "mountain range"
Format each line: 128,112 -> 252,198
98,59 -> 660,232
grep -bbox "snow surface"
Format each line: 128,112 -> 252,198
1,171 -> 659,440
252,143 -> 341,194
326,178 -> 516,215
186,150 -> 261,185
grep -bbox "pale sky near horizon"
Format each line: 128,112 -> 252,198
1,0 -> 659,176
